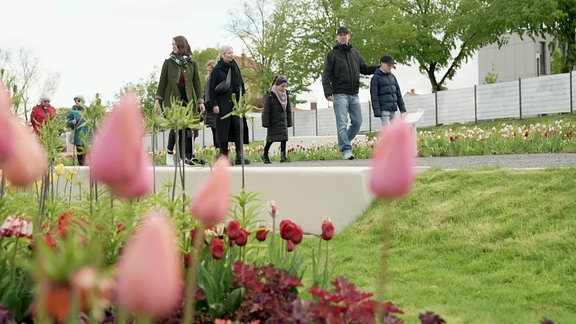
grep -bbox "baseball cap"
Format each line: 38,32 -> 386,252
380,55 -> 396,65
336,26 -> 350,35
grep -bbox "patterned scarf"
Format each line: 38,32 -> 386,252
169,52 -> 191,68
271,85 -> 288,110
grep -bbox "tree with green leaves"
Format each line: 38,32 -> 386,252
117,69 -> 159,115
192,48 -> 219,83
226,0 -> 347,103
227,0 -> 282,101
345,0 -> 514,92
502,0 -> 576,73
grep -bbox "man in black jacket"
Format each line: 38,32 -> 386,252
322,26 -> 378,160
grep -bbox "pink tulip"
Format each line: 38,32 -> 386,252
190,156 -> 231,225
0,113 -> 47,187
0,82 -> 47,186
109,151 -> 153,199
0,83 -> 15,162
89,93 -> 152,198
115,209 -> 182,317
370,119 -> 416,199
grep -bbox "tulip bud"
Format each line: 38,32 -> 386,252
234,228 -> 250,247
211,238 -> 224,259
115,210 -> 182,317
190,156 -> 232,225
321,220 -> 335,241
370,119 -> 416,200
226,220 -> 241,240
255,226 -> 269,242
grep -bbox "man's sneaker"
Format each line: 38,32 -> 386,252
343,150 -> 354,160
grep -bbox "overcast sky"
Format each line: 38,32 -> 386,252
1,0 -> 478,110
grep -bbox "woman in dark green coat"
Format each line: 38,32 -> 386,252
154,35 -> 205,164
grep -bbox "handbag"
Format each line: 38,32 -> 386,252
214,69 -> 231,94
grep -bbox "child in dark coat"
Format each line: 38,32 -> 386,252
261,76 -> 293,163
370,55 -> 407,128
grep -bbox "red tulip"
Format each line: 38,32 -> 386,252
89,93 -> 152,199
190,156 -> 232,225
290,225 -> 303,245
184,253 -> 193,268
190,228 -> 202,247
226,220 -> 241,240
321,220 -> 335,241
370,119 -> 416,200
211,237 -> 224,259
115,209 -> 182,317
286,240 -> 295,252
234,228 -> 250,247
255,226 -> 269,242
279,220 -> 298,241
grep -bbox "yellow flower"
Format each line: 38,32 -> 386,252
33,180 -> 43,192
55,163 -> 64,176
65,170 -> 76,182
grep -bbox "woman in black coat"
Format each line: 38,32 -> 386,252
261,76 -> 293,164
208,45 -> 250,165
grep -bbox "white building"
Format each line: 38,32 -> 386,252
478,32 -> 553,83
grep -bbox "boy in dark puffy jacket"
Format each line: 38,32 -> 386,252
370,55 -> 407,128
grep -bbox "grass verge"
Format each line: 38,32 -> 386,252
300,167 -> 576,323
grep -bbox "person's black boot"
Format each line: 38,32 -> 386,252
235,154 -> 250,165
280,153 -> 291,163
261,154 -> 271,164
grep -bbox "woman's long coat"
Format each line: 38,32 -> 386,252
155,58 -> 202,109
261,90 -> 292,142
208,59 -> 249,144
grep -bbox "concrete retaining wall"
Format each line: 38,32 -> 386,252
56,165 -> 374,235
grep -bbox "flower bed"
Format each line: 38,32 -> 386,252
0,87 -> 440,323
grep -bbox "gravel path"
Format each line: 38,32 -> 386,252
238,153 -> 576,169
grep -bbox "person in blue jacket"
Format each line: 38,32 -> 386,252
66,95 -> 91,165
370,55 -> 407,128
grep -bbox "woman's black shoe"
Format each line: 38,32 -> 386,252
235,158 -> 251,165
261,154 -> 271,164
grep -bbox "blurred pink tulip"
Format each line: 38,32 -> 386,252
370,119 -> 416,199
89,93 -> 152,198
116,209 -> 182,317
0,109 -> 47,186
2,119 -> 48,187
190,156 -> 231,225
0,84 -> 15,162
109,151 -> 153,199
0,82 -> 47,186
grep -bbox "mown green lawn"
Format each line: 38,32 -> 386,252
299,167 -> 576,323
